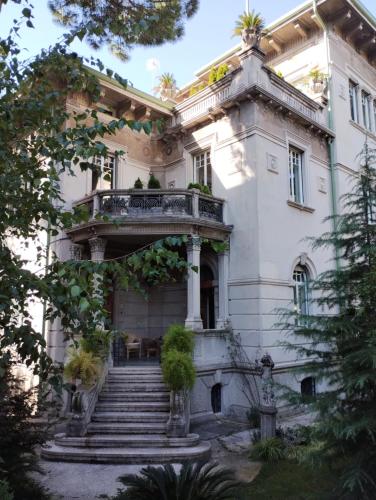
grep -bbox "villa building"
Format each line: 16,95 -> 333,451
43,0 -> 376,462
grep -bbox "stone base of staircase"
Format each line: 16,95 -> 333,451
41,366 -> 211,464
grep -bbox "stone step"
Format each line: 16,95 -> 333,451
102,384 -> 168,392
95,402 -> 169,412
106,374 -> 163,384
92,412 -> 169,423
108,368 -> 162,375
87,422 -> 166,434
41,441 -> 211,464
54,433 -> 200,449
98,392 -> 169,402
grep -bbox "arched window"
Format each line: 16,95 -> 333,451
301,377 -> 316,400
211,384 -> 222,414
293,265 -> 309,316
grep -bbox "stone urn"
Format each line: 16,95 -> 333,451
241,28 -> 261,51
166,390 -> 190,438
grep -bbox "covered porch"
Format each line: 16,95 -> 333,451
67,199 -> 232,366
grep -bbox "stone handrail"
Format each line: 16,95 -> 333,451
66,359 -> 109,437
74,189 -> 225,224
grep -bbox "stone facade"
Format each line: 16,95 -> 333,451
47,0 -> 376,420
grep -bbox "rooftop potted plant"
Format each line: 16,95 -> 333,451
153,72 -> 178,101
233,10 -> 265,50
309,69 -> 327,94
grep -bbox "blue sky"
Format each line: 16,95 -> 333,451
1,0 -> 376,94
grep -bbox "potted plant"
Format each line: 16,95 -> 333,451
233,10 -> 265,50
309,69 -> 327,94
147,174 -> 161,189
64,347 -> 101,388
161,324 -> 196,437
153,72 -> 178,101
134,177 -> 143,189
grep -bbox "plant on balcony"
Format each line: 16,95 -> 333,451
113,461 -> 241,500
147,174 -> 161,189
309,69 -> 327,93
189,82 -> 207,97
208,64 -> 229,86
64,347 -> 102,387
233,10 -> 265,50
134,177 -> 144,189
188,182 -> 212,195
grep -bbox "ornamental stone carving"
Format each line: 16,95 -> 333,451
89,237 -> 107,262
70,243 -> 84,261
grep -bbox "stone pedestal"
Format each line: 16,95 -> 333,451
260,405 -> 277,440
166,390 -> 190,438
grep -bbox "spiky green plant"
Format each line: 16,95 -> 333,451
154,72 -> 178,100
113,461 -> 241,500
64,347 -> 101,386
233,10 -> 265,37
278,144 -> 376,498
251,437 -> 286,463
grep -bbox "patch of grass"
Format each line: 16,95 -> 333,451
234,460 -> 336,500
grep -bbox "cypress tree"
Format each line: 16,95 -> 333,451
280,145 -> 376,499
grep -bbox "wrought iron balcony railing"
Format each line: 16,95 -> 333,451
74,189 -> 225,224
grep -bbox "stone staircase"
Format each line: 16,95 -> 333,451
42,366 -> 211,464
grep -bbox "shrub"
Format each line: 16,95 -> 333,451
162,323 -> 194,355
250,437 -> 286,463
162,349 -> 196,391
0,367 -> 50,500
80,329 -> 112,360
134,177 -> 143,189
0,480 -> 14,500
64,347 -> 101,386
112,461 -> 241,500
147,174 -> 161,189
187,182 -> 212,195
208,66 -> 217,85
247,406 -> 260,428
216,63 -> 229,80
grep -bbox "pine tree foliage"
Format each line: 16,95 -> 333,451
48,0 -> 199,60
279,145 -> 376,499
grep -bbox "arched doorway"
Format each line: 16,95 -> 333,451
200,265 -> 215,329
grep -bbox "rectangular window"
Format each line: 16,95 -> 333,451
92,154 -> 116,191
193,150 -> 212,190
349,80 -> 359,123
289,147 -> 304,204
361,90 -> 372,131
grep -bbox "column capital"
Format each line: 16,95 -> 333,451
89,237 -> 107,262
187,236 -> 201,251
70,243 -> 84,261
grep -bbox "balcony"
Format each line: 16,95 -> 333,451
69,189 -> 231,243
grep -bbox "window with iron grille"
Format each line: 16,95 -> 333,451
193,150 -> 212,190
289,147 -> 304,204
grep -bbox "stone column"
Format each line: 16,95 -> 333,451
89,237 -> 106,263
259,354 -> 277,440
216,250 -> 230,329
185,236 -> 203,330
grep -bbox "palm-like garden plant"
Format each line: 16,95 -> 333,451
233,10 -> 265,37
154,72 -> 178,101
113,461 -> 241,500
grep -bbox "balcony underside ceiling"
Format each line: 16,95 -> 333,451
67,218 -> 232,245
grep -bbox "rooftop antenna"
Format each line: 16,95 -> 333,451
246,0 -> 250,13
